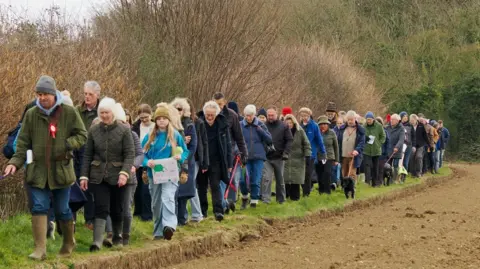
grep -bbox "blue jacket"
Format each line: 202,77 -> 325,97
301,119 -> 326,161
438,127 -> 450,150
241,117 -> 272,161
337,122 -> 366,168
142,130 -> 189,180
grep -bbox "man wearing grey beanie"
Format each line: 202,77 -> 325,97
4,75 -> 87,260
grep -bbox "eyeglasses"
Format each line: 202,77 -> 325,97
176,108 -> 183,112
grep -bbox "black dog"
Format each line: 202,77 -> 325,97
383,162 -> 393,186
341,177 -> 355,199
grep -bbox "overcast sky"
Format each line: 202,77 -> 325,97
0,0 -> 109,22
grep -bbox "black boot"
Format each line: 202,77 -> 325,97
241,198 -> 248,210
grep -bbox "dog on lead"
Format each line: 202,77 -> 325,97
341,177 -> 355,199
383,162 -> 393,186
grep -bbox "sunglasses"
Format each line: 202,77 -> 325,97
176,107 -> 183,112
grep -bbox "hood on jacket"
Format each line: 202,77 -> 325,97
340,121 -> 366,135
36,90 -> 63,116
227,101 -> 240,115
242,116 -> 260,126
284,114 -> 300,130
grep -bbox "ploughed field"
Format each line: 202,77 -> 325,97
169,164 -> 480,269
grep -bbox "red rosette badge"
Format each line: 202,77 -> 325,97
49,123 -> 57,139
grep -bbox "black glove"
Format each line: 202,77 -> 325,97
282,153 -> 289,161
241,154 -> 248,166
305,156 -> 311,162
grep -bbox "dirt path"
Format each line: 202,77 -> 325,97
168,164 -> 480,269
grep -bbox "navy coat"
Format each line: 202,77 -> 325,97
178,117 -> 198,199
241,117 -> 272,161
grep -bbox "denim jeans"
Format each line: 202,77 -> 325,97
403,146 -> 413,171
189,162 -> 203,221
148,180 -> 179,237
241,160 -> 264,203
439,149 -> 445,168
331,163 -> 341,185
30,186 -> 72,221
435,150 -> 441,172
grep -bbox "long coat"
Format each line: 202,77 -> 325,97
337,122 -> 366,168
284,127 -> 312,185
364,121 -> 386,157
386,123 -> 405,159
178,117 -> 198,199
9,103 -> 87,190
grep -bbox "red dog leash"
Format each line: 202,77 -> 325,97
224,155 -> 241,200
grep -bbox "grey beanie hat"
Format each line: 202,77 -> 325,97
35,75 -> 57,95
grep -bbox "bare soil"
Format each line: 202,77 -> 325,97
169,164 -> 480,269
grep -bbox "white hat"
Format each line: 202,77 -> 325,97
62,96 -> 74,106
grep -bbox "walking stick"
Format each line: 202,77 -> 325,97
224,155 -> 241,200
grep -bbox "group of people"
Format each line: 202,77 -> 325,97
2,75 -> 449,260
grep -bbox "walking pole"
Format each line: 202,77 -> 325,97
224,155 -> 240,200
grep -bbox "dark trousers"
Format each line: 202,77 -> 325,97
89,182 -> 126,221
301,158 -> 315,196
378,158 -> 387,185
414,146 -> 425,176
364,155 -> 380,186
197,161 -> 223,217
285,184 -> 301,201
316,160 -> 333,194
422,148 -> 429,174
83,190 -> 95,223
133,167 -> 152,220
428,151 -> 436,173
177,198 -> 188,225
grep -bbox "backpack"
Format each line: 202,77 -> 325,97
3,123 -> 21,159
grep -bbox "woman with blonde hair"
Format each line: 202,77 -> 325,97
283,114 -> 311,200
142,105 -> 189,240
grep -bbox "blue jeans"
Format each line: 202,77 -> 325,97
241,160 -> 264,202
331,163 -> 341,185
148,180 -> 178,237
30,186 -> 72,221
439,149 -> 445,168
403,146 -> 412,170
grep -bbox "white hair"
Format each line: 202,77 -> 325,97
170,97 -> 191,117
391,113 -> 401,121
84,81 -> 101,95
113,103 -> 127,122
244,104 -> 257,116
346,110 -> 357,119
410,114 -> 418,121
203,101 -> 221,116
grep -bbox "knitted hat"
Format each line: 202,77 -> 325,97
385,114 -> 391,123
35,75 -> 57,95
227,101 -> 240,115
282,106 -> 293,116
257,108 -> 267,117
98,97 -> 116,113
154,106 -> 170,121
399,111 -> 408,119
365,111 -> 375,119
326,102 -> 337,112
317,115 -> 330,125
299,107 -> 312,116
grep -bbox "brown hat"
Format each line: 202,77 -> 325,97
326,102 -> 337,112
317,115 -> 330,125
154,106 -> 170,121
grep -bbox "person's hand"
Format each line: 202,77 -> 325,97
3,165 -> 16,177
228,168 -> 232,173
131,166 -> 136,173
334,162 -> 339,166
147,160 -> 155,168
202,169 -> 208,174
80,179 -> 88,191
282,153 -> 289,161
241,155 -> 248,166
173,155 -> 181,161
118,174 -> 128,187
321,159 -> 327,165
412,147 -> 417,153
185,136 -> 191,144
352,150 -> 359,157
394,148 -> 398,153
142,171 -> 148,184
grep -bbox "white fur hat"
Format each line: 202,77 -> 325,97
113,103 -> 127,122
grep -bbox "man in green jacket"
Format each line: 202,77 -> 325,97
4,75 -> 87,260
363,112 -> 386,187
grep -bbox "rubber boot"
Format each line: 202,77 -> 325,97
103,232 -> 113,248
392,168 -> 399,185
112,220 -> 123,247
58,220 -> 76,258
90,219 -> 106,252
29,215 -> 48,261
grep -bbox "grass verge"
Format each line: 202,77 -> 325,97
0,167 -> 452,268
